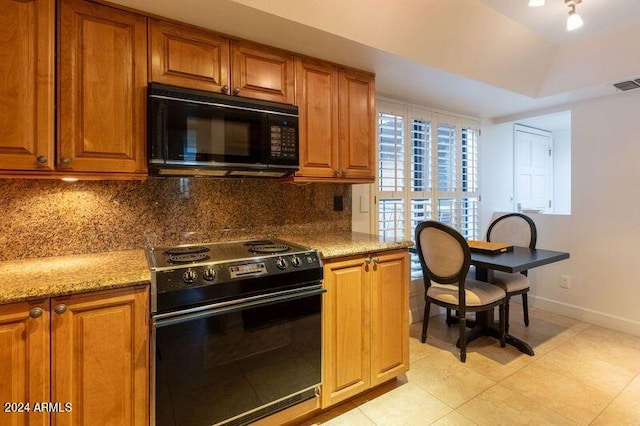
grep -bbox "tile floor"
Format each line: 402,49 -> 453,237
303,304 -> 640,425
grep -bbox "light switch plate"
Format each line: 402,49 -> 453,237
360,195 -> 369,213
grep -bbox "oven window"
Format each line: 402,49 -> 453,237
154,294 -> 321,426
166,102 -> 262,164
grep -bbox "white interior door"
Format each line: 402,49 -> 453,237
514,124 -> 553,213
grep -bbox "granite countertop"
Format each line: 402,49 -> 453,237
282,231 -> 413,260
0,250 -> 150,304
0,232 -> 412,305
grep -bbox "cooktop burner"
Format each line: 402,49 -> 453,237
248,244 -> 291,254
165,246 -> 210,255
243,240 -> 274,246
168,253 -> 211,263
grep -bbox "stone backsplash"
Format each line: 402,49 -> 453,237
0,178 -> 352,261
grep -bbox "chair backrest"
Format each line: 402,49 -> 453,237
486,213 -> 537,249
415,221 -> 471,286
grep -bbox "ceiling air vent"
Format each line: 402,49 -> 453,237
613,80 -> 640,91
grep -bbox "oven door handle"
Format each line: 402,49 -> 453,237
153,287 -> 326,328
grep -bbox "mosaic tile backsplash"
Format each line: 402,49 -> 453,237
0,178 -> 352,261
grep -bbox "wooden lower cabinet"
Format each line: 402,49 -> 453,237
0,299 -> 50,426
0,286 -> 149,426
321,250 -> 409,408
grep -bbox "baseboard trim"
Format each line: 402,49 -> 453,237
529,295 -> 640,337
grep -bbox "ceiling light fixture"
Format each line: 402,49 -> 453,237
565,0 -> 584,31
528,0 -> 545,7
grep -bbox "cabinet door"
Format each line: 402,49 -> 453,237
149,19 -> 230,93
58,0 -> 147,174
295,58 -> 340,179
370,251 -> 409,386
338,69 -> 375,180
51,287 -> 148,426
322,256 -> 370,408
0,0 -> 54,171
231,40 -> 294,103
0,300 -> 49,426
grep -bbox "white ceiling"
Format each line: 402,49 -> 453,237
111,0 -> 640,121
477,0 -> 640,45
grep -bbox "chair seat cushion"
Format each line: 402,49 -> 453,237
491,271 -> 530,292
427,279 -> 505,307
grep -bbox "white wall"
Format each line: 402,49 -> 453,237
481,90 -> 640,336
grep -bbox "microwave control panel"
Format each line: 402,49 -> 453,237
270,126 -> 297,159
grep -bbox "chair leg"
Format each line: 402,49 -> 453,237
498,303 -> 506,347
421,303 -> 431,343
522,293 -> 530,326
446,308 -> 452,326
504,296 -> 511,334
458,317 -> 467,362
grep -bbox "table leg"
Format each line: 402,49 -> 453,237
457,267 -> 535,356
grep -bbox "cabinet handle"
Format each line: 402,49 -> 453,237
29,307 -> 44,319
233,87 -> 240,95
36,155 -> 48,164
221,85 -> 229,94
54,304 -> 67,315
60,157 -> 71,166
372,257 -> 380,264
365,257 -> 372,264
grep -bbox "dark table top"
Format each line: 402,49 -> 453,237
470,246 -> 570,273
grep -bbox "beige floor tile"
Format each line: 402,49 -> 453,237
457,338 -> 535,382
551,328 -> 640,374
535,341 -> 637,395
353,381 -> 453,426
457,384 -> 578,426
406,351 -> 497,408
431,411 -> 477,425
506,316 -> 586,356
616,373 -> 640,405
500,361 -> 615,424
301,402 -> 374,426
410,322 -> 454,361
578,325 -> 640,351
591,398 -> 640,426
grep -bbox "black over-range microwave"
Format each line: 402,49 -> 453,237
148,83 -> 299,178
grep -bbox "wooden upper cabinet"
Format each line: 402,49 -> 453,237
149,19 -> 230,93
51,287 -> 149,426
338,69 -> 375,180
295,58 -> 340,178
0,0 -> 54,172
58,0 -> 147,174
0,300 -> 49,426
231,40 -> 295,104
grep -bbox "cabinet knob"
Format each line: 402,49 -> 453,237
60,157 -> 71,166
334,170 -> 339,177
29,307 -> 44,319
54,304 -> 67,315
372,257 -> 380,264
221,85 -> 229,94
342,169 -> 348,176
36,155 -> 48,164
365,257 -> 372,264
233,87 -> 240,95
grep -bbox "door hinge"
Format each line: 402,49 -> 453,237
549,200 -> 552,208
548,148 -> 552,156
374,196 -> 377,205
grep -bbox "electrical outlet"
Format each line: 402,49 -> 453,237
560,275 -> 571,289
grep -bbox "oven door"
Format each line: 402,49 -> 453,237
152,286 -> 324,426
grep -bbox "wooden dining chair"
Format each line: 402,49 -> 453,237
416,221 -> 506,362
486,213 -> 537,329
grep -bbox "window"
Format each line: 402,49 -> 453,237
375,101 -> 480,279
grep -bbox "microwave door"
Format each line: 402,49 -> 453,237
165,101 -> 263,166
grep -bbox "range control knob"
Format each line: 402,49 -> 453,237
276,257 -> 288,270
291,255 -> 302,268
182,269 -> 197,284
202,268 -> 216,281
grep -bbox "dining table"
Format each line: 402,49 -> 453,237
467,246 -> 570,356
